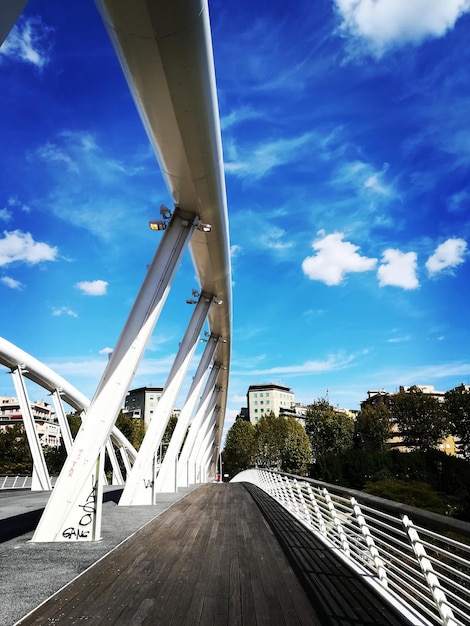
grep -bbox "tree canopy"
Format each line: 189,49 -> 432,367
223,413 -> 311,478
223,418 -> 255,477
355,402 -> 391,452
389,386 -> 450,452
445,386 -> 470,458
305,398 -> 354,458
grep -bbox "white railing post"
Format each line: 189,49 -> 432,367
402,515 -> 456,626
323,488 -> 350,557
294,480 -> 310,524
351,497 -> 388,587
307,484 -> 327,536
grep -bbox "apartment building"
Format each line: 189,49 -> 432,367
123,386 -> 164,427
0,396 -> 60,447
246,383 -> 295,424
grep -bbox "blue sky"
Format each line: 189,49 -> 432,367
1,0 -> 469,436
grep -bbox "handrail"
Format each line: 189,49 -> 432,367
233,469 -> 470,626
0,475 -> 31,490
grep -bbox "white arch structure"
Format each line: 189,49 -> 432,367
2,0 -> 232,541
0,336 -> 138,487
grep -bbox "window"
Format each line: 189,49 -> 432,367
254,401 -> 258,405
260,393 -> 263,397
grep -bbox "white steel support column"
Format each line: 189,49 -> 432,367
153,333 -> 219,493
195,414 -> 217,483
10,367 -> 52,491
106,440 -> 124,485
177,364 -> 220,487
51,390 -> 73,455
0,0 -> 29,46
32,210 -> 195,542
120,292 -> 213,505
188,389 -> 220,485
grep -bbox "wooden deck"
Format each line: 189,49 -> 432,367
17,483 -> 411,625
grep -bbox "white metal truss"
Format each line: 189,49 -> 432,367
187,391 -> 220,485
0,0 -> 29,46
10,367 -> 51,491
153,333 -> 220,493
177,366 -> 221,487
50,390 -> 73,455
3,0 -> 232,541
193,409 -> 218,484
119,292 -> 213,505
32,211 -> 195,541
0,336 -> 139,469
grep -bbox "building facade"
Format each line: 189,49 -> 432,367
0,396 -> 60,447
123,386 -> 164,427
246,383 -> 295,424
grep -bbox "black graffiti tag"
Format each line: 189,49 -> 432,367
62,475 -> 98,540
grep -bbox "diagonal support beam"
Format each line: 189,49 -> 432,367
177,364 -> 220,487
153,333 -> 220,493
187,386 -> 220,485
10,366 -> 52,491
119,292 -> 213,505
32,210 -> 195,541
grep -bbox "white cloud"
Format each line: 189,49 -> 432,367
377,249 -> 419,289
0,230 -> 58,267
0,207 -> 12,222
425,237 -> 467,276
234,352 -> 356,376
225,132 -> 314,179
99,347 -> 114,355
52,306 -> 78,318
220,106 -> 261,131
0,16 -> 54,68
1,276 -> 23,290
230,244 -> 241,258
76,280 -> 108,296
302,231 -> 377,285
335,0 -> 470,53
258,225 -> 293,251
36,142 -> 79,173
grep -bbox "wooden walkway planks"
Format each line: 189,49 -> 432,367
16,483 -> 411,626
17,484 -> 320,625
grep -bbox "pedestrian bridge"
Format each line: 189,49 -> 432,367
2,477 -> 469,626
2,2 -> 470,626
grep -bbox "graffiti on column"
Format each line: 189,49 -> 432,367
62,473 -> 98,540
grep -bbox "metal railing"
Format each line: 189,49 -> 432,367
233,469 -> 470,626
0,474 -> 32,489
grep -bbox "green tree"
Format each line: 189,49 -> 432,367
254,413 -> 311,475
280,416 -> 311,475
115,412 -> 146,450
223,418 -> 256,477
445,386 -> 470,458
355,402 -> 391,452
0,423 -> 32,473
254,412 -> 286,469
389,386 -> 450,452
305,398 -> 354,458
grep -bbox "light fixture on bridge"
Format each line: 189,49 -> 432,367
213,298 -> 223,305
195,222 -> 212,232
149,205 -> 173,231
185,299 -> 197,304
160,205 -> 172,220
149,220 -> 166,231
